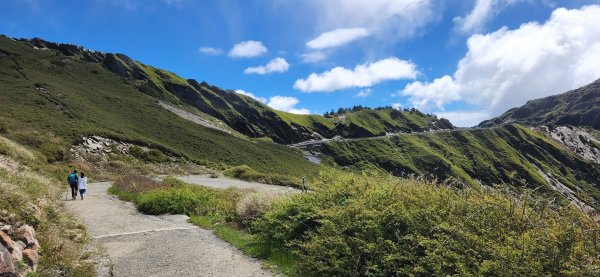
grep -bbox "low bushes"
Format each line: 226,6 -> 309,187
129,146 -> 170,163
112,176 -> 240,221
236,193 -> 276,227
254,171 -> 600,276
224,165 -> 302,188
110,171 -> 600,276
137,185 -> 239,219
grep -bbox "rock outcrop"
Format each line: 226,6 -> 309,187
0,211 -> 41,276
69,136 -> 137,162
534,126 -> 600,164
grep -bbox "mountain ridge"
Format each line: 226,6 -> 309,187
479,78 -> 600,128
10,36 -> 454,144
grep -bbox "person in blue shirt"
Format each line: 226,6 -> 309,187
67,169 -> 79,200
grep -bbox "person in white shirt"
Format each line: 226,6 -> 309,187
78,172 -> 88,200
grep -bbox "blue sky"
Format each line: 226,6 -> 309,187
2,0 -> 600,126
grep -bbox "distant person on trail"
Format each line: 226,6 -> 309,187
78,172 -> 88,200
67,169 -> 78,200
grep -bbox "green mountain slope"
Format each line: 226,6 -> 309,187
479,79 -> 600,128
6,37 -> 453,144
316,124 -> 600,210
0,35 -> 320,176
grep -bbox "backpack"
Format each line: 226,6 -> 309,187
68,173 -> 78,184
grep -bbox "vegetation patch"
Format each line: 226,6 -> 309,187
224,165 -> 302,188
254,171 -> 600,276
319,124 -> 600,209
0,135 -> 94,275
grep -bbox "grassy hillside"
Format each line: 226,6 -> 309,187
5,37 -> 453,144
0,36 -> 320,177
318,124 -> 600,209
0,135 -> 94,275
479,78 -> 600,128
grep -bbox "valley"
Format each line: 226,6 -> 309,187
0,35 -> 599,276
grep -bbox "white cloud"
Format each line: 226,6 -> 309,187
294,57 -> 417,93
308,0 -> 434,41
402,75 -> 461,110
235,89 -> 267,103
244,58 -> 290,75
299,52 -> 327,63
267,96 -> 310,114
198,47 -> 223,55
355,88 -> 372,98
434,111 -> 490,127
307,28 -> 369,49
453,0 -> 523,34
228,40 -> 267,58
392,103 -> 402,110
403,5 -> 600,116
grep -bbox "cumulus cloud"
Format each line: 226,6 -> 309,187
244,58 -> 290,75
299,52 -> 327,63
453,0 -> 523,34
228,40 -> 267,58
434,111 -> 490,127
307,28 -> 369,49
267,96 -> 310,114
392,103 -> 402,110
235,89 -> 267,103
294,57 -> 417,93
198,47 -> 223,55
403,5 -> 600,116
402,75 -> 460,110
308,0 -> 434,41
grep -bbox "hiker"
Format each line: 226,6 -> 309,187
67,169 -> 78,200
302,176 -> 307,192
78,172 -> 88,200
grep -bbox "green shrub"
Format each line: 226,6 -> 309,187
129,146 -> 170,163
224,165 -> 301,188
129,145 -> 145,159
133,183 -> 239,220
136,187 -> 204,215
146,149 -> 170,163
224,165 -> 254,178
39,143 -> 67,163
254,171 -> 600,276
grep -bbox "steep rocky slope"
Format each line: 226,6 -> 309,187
479,79 -> 600,128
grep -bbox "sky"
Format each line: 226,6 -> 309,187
2,0 -> 600,126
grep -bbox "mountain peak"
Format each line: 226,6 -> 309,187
479,79 -> 600,128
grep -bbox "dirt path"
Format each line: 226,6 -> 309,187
66,182 -> 272,277
174,175 -> 300,195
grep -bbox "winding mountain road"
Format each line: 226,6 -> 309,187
287,127 -> 481,148
66,182 -> 272,277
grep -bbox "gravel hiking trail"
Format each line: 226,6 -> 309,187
174,175 -> 300,195
66,182 -> 272,277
